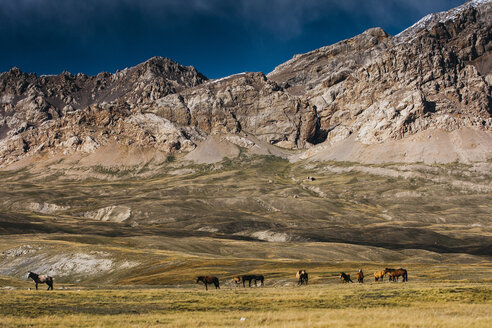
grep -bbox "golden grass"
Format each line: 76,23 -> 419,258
0,282 -> 491,327
1,306 -> 491,328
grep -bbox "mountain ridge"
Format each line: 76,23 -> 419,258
1,0 -> 491,167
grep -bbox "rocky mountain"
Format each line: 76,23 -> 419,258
0,0 -> 491,167
270,0 -> 492,162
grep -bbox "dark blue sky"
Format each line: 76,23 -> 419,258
1,0 -> 465,79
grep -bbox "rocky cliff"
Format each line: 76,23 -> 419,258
269,0 -> 492,162
1,0 -> 491,166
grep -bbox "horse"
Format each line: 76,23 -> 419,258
233,276 -> 241,287
356,269 -> 364,283
28,271 -> 54,290
385,268 -> 408,282
296,270 -> 308,286
374,270 -> 386,282
339,272 -> 353,283
241,275 -> 264,287
196,276 -> 220,290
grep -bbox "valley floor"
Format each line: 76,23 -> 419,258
1,281 -> 491,327
0,156 -> 491,326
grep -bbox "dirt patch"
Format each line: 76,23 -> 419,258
300,128 -> 492,164
83,206 -> 131,222
185,135 -> 240,164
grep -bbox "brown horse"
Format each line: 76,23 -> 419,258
356,269 -> 364,283
28,271 -> 54,290
385,268 -> 408,282
241,275 -> 264,287
296,270 -> 308,286
374,270 -> 386,282
339,272 -> 353,283
233,276 -> 241,287
196,276 -> 220,290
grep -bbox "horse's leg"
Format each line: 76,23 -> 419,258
35,282 -> 38,290
205,283 -> 208,291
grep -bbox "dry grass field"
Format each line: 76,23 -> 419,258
1,280 -> 491,327
0,155 -> 491,326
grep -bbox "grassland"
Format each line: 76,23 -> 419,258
1,281 -> 491,327
0,155 -> 491,284
0,155 -> 491,326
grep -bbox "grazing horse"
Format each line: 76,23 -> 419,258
233,276 -> 241,287
385,268 -> 408,282
28,271 -> 54,290
196,276 -> 220,290
357,269 -> 364,283
296,270 -> 308,286
339,272 -> 353,283
374,270 -> 386,282
241,275 -> 264,287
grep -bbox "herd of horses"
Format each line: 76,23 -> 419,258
194,268 -> 408,290
27,267 -> 408,291
339,268 -> 408,284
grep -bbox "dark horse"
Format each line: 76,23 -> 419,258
296,270 -> 308,286
28,271 -> 54,290
196,276 -> 220,290
385,268 -> 408,282
356,269 -> 364,283
241,275 -> 264,287
339,272 -> 353,283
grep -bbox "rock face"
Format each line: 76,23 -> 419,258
0,0 -> 491,166
0,57 -> 209,165
268,1 -> 492,147
148,72 -> 318,149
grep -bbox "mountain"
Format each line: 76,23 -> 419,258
0,1 -> 491,286
269,0 -> 492,163
0,0 -> 491,167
